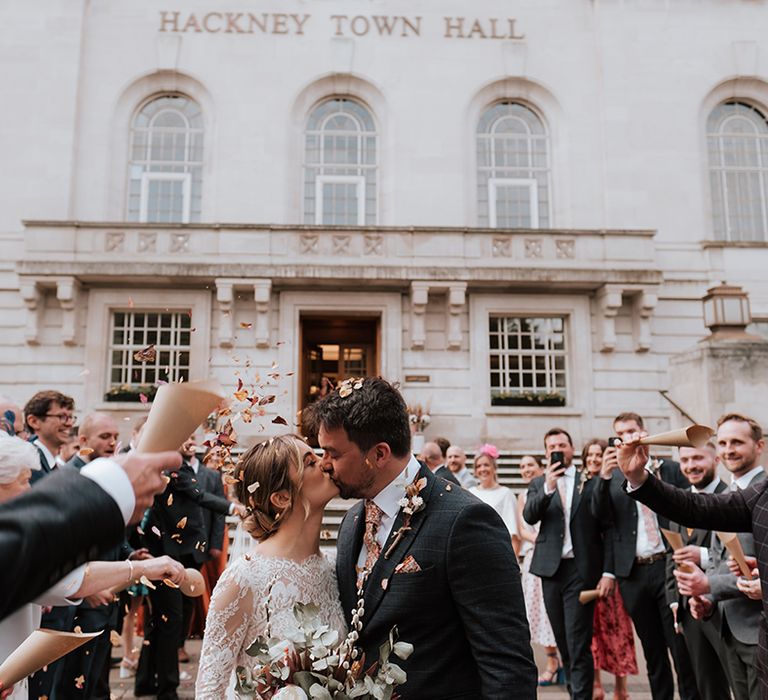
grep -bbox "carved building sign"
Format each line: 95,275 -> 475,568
158,11 -> 525,40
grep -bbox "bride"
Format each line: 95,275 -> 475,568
196,434 -> 347,698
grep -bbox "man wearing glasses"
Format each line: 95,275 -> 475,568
23,390 -> 76,484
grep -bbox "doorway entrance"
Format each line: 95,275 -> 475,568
300,315 -> 379,415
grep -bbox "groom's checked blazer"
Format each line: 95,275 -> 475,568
336,463 -> 537,699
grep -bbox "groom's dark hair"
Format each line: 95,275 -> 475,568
304,376 -> 411,458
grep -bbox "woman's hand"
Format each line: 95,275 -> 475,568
596,576 -> 615,598
139,555 -> 185,585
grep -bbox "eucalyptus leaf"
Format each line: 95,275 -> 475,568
292,671 -> 316,694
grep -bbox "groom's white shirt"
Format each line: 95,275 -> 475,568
355,454 -> 421,572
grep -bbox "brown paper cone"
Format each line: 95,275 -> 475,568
661,528 -> 684,552
638,425 -> 714,448
137,379 -> 224,453
579,589 -> 600,604
0,629 -> 102,687
180,567 -> 206,597
716,531 -> 753,579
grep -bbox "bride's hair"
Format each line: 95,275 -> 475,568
235,434 -> 307,541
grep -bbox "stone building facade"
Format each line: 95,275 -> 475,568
2,0 -> 768,449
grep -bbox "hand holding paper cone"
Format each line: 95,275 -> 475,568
579,590 -> 600,604
637,425 -> 714,448
0,629 -> 101,689
137,379 -> 225,453
716,531 -> 753,579
180,568 -> 206,597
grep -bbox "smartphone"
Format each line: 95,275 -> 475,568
550,451 -> 565,468
607,437 -> 621,448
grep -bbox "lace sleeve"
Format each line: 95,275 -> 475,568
195,562 -> 257,699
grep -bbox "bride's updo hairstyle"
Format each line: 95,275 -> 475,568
235,434 -> 306,541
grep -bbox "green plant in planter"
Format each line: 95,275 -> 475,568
104,384 -> 158,403
491,390 -> 565,407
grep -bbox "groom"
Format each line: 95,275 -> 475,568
307,377 -> 537,699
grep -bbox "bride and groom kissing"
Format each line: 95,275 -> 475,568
196,377 -> 537,699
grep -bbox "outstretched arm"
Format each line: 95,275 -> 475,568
447,502 -> 538,698
617,440 -> 753,533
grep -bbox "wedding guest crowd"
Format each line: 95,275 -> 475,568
3,382 -> 768,700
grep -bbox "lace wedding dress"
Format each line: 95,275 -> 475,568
196,551 -> 348,699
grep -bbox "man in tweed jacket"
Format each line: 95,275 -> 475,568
307,377 -> 537,699
617,413 -> 768,698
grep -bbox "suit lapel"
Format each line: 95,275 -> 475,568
337,500 -> 365,617
569,471 -> 583,522
362,465 -> 435,624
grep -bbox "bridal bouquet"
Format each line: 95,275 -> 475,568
235,603 -> 413,700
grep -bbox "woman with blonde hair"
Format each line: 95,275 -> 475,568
196,434 -> 346,699
469,444 -> 521,554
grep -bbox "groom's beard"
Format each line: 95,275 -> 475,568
331,468 -> 376,500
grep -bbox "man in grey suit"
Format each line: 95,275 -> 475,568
671,415 -> 765,700
308,377 -> 537,699
665,444 -> 732,700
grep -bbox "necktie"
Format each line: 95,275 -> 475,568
640,503 -> 662,548
359,499 -> 384,586
557,476 -> 567,510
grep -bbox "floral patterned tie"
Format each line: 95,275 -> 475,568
640,502 -> 662,548
359,499 -> 384,586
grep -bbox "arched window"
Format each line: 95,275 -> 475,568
708,102 -> 768,241
477,102 -> 550,228
304,99 -> 377,225
127,95 -> 204,223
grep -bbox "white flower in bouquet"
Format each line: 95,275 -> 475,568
273,686 -> 309,700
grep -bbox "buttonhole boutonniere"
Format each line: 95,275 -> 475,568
384,477 -> 427,559
578,468 -> 589,495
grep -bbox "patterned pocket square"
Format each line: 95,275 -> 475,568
394,555 -> 422,574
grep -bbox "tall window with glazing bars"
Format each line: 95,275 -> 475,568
127,94 -> 204,223
304,98 -> 377,225
708,101 -> 768,242
488,316 -> 567,407
477,102 -> 550,229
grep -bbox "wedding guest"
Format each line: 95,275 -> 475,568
0,397 -> 27,439
419,440 -> 460,486
434,436 -> 451,459
24,389 -> 76,483
470,443 -> 520,554
135,440 -> 245,700
593,411 -> 699,700
666,443 -> 732,700
446,445 -> 478,489
617,414 -> 768,698
516,454 -> 562,687
582,439 -> 637,700
0,435 -> 184,700
524,428 -> 614,700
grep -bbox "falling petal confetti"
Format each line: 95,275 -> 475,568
140,575 -> 156,590
75,676 -> 85,689
167,493 -> 173,506
133,344 -> 157,362
239,322 -> 253,329
79,447 -> 94,457
151,526 -> 162,538
272,416 -> 288,426
247,481 -> 260,493
139,393 -> 148,404
177,517 -> 187,529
